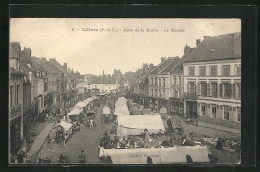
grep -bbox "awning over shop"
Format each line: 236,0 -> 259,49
117,115 -> 165,136
54,121 -> 73,131
103,146 -> 210,164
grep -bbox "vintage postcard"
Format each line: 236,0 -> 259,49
9,18 -> 241,164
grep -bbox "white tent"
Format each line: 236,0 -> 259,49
68,108 -> 82,116
117,115 -> 165,136
74,101 -> 87,108
54,121 -> 73,132
102,107 -> 110,115
115,101 -> 128,109
114,106 -> 130,116
102,146 -> 210,164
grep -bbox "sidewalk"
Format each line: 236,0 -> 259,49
197,121 -> 240,135
26,122 -> 55,158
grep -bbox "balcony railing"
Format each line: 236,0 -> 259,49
10,104 -> 22,120
183,92 -> 198,100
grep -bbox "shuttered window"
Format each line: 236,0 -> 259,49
223,83 -> 232,98
207,83 -> 211,97
211,83 -> 217,97
233,83 -> 236,99
201,82 -> 207,96
219,83 -> 223,97
197,82 -> 201,95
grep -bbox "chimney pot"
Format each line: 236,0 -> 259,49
161,57 -> 166,63
204,36 -> 210,40
196,39 -> 201,47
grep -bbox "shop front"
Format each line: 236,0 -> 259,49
10,116 -> 23,154
170,98 -> 184,117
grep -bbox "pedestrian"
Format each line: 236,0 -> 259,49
89,119 -> 94,130
193,112 -> 198,126
144,129 -> 149,148
78,150 -> 86,164
109,131 -> 115,147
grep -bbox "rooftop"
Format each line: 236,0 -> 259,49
185,32 -> 241,63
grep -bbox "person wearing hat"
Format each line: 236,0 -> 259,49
144,129 -> 149,148
78,150 -> 86,164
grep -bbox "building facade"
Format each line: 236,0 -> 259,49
183,32 -> 241,129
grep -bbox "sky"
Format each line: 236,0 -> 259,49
10,18 -> 241,75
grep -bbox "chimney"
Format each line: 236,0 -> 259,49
49,58 -> 56,62
41,57 -> 47,61
161,57 -> 166,63
184,45 -> 191,54
196,39 -> 201,47
10,42 -> 21,58
63,62 -> 67,71
68,67 -> 70,72
204,36 -> 210,40
149,63 -> 154,68
103,70 -> 104,76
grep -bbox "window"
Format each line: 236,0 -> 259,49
163,79 -> 165,87
200,66 -> 206,76
210,66 -> 217,76
151,89 -> 153,97
189,67 -> 195,76
16,85 -> 19,105
237,83 -> 241,99
189,82 -> 196,94
224,106 -> 230,120
174,91 -> 178,98
201,103 -> 206,116
237,107 -> 241,122
223,83 -> 232,98
155,89 -> 157,97
173,77 -> 176,85
222,65 -> 230,76
235,64 -> 241,76
211,83 -> 217,97
155,78 -> 157,86
163,90 -> 166,98
10,86 -> 13,106
151,78 -> 153,85
159,79 -> 161,86
178,76 -> 181,85
212,104 -> 216,118
159,90 -> 162,97
201,82 -> 207,97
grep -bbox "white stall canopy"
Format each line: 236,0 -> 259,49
68,108 -> 82,116
54,121 -> 73,132
103,146 -> 210,164
117,115 -> 165,136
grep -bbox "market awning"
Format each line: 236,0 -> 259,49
74,101 -> 87,108
117,115 -> 165,136
54,121 -> 73,131
102,107 -> 110,115
103,146 -> 210,164
68,108 -> 82,116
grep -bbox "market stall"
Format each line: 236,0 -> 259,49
54,121 -> 73,142
117,115 -> 165,136
102,145 -> 211,164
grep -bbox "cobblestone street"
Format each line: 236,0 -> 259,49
37,102 -> 116,164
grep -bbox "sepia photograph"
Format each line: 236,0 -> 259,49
9,18 -> 241,165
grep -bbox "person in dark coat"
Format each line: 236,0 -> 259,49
78,150 -> 87,164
